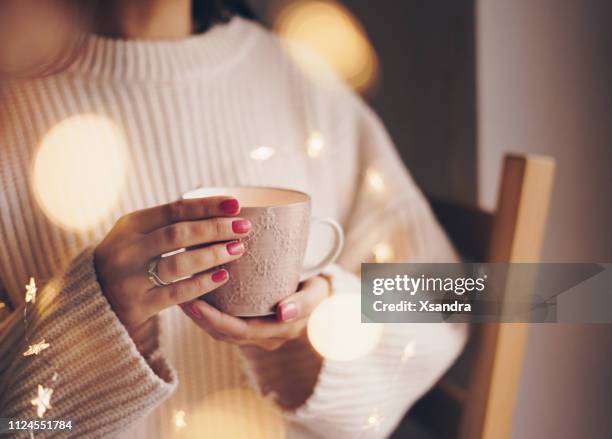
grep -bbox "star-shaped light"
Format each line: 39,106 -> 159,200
306,131 -> 325,158
23,340 -> 50,357
401,340 -> 416,364
25,277 -> 37,303
31,385 -> 53,418
173,410 -> 187,428
250,146 -> 276,161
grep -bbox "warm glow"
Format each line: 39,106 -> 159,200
181,388 -> 285,439
373,242 -> 394,263
250,146 -> 276,161
366,167 -> 385,192
306,131 -> 325,157
364,408 -> 383,431
401,340 -> 416,364
32,115 -> 128,231
174,410 -> 187,429
308,294 -> 384,362
274,0 -> 379,92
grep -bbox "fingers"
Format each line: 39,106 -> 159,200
123,197 -> 241,233
184,301 -> 306,348
146,268 -> 230,315
182,276 -> 330,346
186,299 -> 252,339
141,217 -> 252,257
155,240 -> 245,284
277,276 -> 330,322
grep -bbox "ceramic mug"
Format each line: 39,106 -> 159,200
182,186 -> 344,316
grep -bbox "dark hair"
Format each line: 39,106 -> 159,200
193,0 -> 257,32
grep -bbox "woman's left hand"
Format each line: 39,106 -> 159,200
180,276 -> 330,351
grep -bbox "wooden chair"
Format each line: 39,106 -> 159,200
395,154 -> 555,439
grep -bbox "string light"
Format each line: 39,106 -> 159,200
306,131 -> 325,158
21,277 -> 60,424
31,385 -> 53,418
363,408 -> 383,431
174,410 -> 187,429
401,341 -> 416,364
249,146 -> 276,161
373,242 -> 394,263
23,340 -> 50,357
25,277 -> 37,303
366,167 -> 385,192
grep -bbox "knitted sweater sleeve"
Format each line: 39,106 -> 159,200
0,247 -> 176,437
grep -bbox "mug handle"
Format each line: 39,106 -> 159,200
299,217 -> 344,282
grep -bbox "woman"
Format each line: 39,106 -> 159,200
0,1 -> 467,437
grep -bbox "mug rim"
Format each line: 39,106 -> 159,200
182,185 -> 311,207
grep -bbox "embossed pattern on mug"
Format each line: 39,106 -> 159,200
204,205 -> 310,316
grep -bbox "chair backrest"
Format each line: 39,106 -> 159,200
406,154 -> 555,439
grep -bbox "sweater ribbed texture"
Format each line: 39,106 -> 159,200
0,18 -> 467,438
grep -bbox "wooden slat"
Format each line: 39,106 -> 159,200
460,155 -> 555,439
488,154 -> 555,263
406,154 -> 555,439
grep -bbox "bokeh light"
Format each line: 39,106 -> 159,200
364,408 -> 383,431
366,167 -> 385,192
306,131 -> 325,157
400,340 -> 416,364
181,388 -> 285,439
373,242 -> 394,263
308,294 -> 384,361
274,0 -> 379,93
32,115 -> 128,231
173,410 -> 187,429
250,146 -> 276,161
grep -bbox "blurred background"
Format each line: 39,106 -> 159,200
250,0 -> 612,438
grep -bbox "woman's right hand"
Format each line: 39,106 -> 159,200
93,197 -> 251,334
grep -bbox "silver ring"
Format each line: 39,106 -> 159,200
147,258 -> 171,287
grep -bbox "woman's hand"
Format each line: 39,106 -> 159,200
180,275 -> 331,351
94,197 -> 251,335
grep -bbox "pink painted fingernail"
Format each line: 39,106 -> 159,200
220,198 -> 240,215
226,240 -> 245,256
189,302 -> 203,319
278,302 -> 298,322
232,219 -> 251,234
211,268 -> 229,283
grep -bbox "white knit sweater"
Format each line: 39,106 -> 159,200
0,18 -> 467,438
